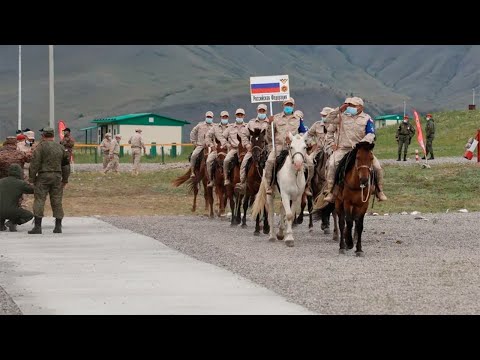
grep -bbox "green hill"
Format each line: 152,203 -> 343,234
374,110 -> 480,159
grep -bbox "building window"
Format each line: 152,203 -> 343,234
149,117 -> 154,123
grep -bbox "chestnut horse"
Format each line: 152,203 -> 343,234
212,140 -> 228,217
226,134 -> 247,226
172,147 -> 214,217
335,141 -> 375,257
240,128 -> 269,235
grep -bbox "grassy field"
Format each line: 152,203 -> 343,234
27,162 -> 480,218
374,110 -> 480,159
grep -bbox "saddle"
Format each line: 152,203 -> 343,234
227,153 -> 239,181
270,149 -> 289,187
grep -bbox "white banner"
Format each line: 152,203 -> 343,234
250,75 -> 290,103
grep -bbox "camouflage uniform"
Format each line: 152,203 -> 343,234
29,130 -> 70,221
396,118 -> 415,161
0,137 -> 30,179
0,164 -> 34,232
217,109 -> 250,186
128,129 -> 146,175
264,98 -> 314,194
60,132 -> 75,162
99,134 -> 112,169
189,112 -> 214,178
104,136 -> 121,174
322,96 -> 387,203
238,110 -> 269,185
205,118 -> 229,187
425,116 -> 435,159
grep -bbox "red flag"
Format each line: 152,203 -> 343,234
413,110 -> 426,156
58,120 -> 66,140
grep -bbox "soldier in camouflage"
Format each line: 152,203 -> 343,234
104,134 -> 121,174
99,133 -> 112,170
0,136 -> 30,179
28,127 -> 71,234
0,164 -> 34,232
60,127 -> 75,162
423,114 -> 435,160
395,115 -> 415,161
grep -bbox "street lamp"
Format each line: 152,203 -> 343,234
49,45 -> 54,131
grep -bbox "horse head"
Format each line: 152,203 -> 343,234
287,132 -> 307,172
249,128 -> 267,165
355,141 -> 375,187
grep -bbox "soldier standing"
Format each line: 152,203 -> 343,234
423,114 -> 435,160
235,104 -> 270,194
28,127 -> 70,234
60,127 -> 75,163
0,164 -> 34,232
99,133 -> 112,170
189,111 -> 214,178
205,111 -> 229,188
128,128 -> 146,176
396,115 -> 416,161
104,134 -> 121,174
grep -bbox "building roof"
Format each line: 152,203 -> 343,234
91,113 -> 190,125
374,114 -> 403,121
79,126 -> 98,131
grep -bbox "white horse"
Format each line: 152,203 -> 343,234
251,132 -> 307,247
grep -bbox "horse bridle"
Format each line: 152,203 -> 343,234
355,160 -> 374,203
251,144 -> 267,178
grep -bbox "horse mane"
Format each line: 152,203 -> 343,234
334,142 -> 374,185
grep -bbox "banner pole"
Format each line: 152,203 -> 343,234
270,101 -> 275,153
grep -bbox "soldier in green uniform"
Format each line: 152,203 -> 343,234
28,127 -> 71,234
0,164 -> 34,232
423,114 -> 435,160
395,115 -> 416,161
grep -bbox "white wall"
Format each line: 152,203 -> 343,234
118,125 -> 184,155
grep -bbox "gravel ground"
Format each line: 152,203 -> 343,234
380,156 -> 477,166
73,162 -> 189,172
103,212 -> 480,315
0,285 -> 22,315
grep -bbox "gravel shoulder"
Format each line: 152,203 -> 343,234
103,212 -> 480,315
0,286 -> 22,315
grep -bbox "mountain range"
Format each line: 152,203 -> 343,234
1,45 -> 478,141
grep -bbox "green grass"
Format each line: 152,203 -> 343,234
374,110 -> 480,159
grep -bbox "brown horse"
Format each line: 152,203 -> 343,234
335,141 -> 375,256
212,141 -> 228,217
172,147 -> 214,217
226,134 -> 247,226
240,128 -> 269,235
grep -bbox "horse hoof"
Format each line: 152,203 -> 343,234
285,240 -> 294,247
277,234 -> 285,241
268,237 -> 276,242
356,251 -> 365,257
241,224 -> 247,228
309,228 -> 314,233
254,231 -> 261,236
296,218 -> 303,225
347,245 -> 354,250
339,249 -> 346,255
323,228 -> 331,235
263,228 -> 270,234
230,223 -> 237,227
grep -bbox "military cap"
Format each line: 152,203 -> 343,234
283,97 -> 295,105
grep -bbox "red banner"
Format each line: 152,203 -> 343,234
413,110 -> 426,156
58,120 -> 66,140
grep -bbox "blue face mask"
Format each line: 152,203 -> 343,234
236,118 -> 244,124
205,118 -> 213,124
321,117 -> 327,122
221,119 -> 229,125
284,106 -> 294,115
258,113 -> 267,120
345,107 -> 358,116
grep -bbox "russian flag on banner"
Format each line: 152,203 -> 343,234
413,109 -> 426,156
250,82 -> 280,94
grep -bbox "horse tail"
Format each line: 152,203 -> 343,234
172,168 -> 192,187
251,177 -> 267,220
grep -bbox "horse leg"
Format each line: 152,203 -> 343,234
241,194 -> 249,228
277,204 -> 286,241
285,196 -> 300,247
263,206 -> 270,234
191,182 -> 198,213
307,195 -> 314,231
267,194 -> 276,242
208,187 -> 214,218
355,214 -> 365,257
345,208 -> 354,250
333,210 -> 339,242
235,193 -> 243,225
229,192 -> 236,226
338,204 -> 347,254
254,213 -> 261,235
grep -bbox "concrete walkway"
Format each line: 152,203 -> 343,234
0,217 -> 314,315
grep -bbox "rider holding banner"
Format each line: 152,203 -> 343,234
264,97 -> 314,196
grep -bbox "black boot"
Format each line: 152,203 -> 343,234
5,220 -> 17,232
403,155 -> 407,161
28,217 -> 42,234
53,218 -> 62,233
397,155 -> 401,161
428,155 -> 434,160
0,218 -> 6,231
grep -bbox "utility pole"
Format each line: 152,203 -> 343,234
49,45 -> 55,131
18,45 -> 22,131
403,100 -> 406,117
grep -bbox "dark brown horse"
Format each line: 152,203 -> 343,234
212,141 -> 228,217
240,128 -> 269,235
226,134 -> 246,226
335,141 -> 375,256
172,147 -> 214,217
